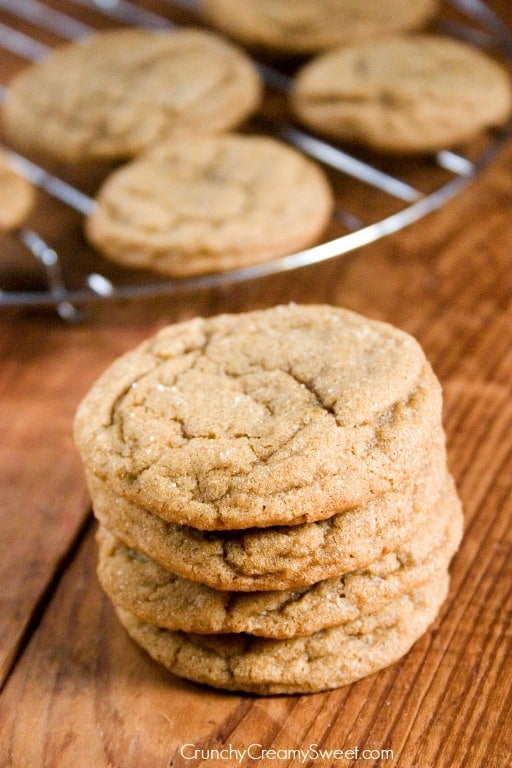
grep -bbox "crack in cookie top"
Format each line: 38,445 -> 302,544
74,305 -> 441,529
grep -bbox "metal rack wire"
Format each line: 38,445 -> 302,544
0,0 -> 511,317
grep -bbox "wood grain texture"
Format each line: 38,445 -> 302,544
1,0 -> 512,765
0,314 -> 179,687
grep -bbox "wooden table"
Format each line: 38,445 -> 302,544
1,2 -> 511,766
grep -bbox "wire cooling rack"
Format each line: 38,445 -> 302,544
0,0 -> 512,319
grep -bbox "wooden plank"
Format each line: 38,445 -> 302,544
0,316 -> 166,686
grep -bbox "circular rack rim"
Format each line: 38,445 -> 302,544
1,0 -> 512,310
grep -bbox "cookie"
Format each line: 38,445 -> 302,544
97,483 -> 462,638
115,574 -> 449,694
73,305 -> 444,531
3,28 -> 262,163
88,447 -> 448,591
201,0 -> 439,55
291,34 -> 512,153
85,134 -> 333,277
0,149 -> 35,232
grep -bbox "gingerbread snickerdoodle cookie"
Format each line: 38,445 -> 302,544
3,28 -> 262,163
116,574 -> 449,694
201,0 -> 439,55
85,134 -> 333,276
291,34 -> 512,153
73,305 -> 443,531
96,484 -> 462,638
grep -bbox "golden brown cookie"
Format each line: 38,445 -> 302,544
85,134 -> 333,276
201,0 -> 439,55
3,28 -> 262,163
88,449 -> 448,591
291,34 -> 512,153
73,305 -> 443,530
96,483 -> 462,638
0,150 -> 35,232
115,574 -> 449,694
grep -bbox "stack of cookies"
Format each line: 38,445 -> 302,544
74,304 -> 462,694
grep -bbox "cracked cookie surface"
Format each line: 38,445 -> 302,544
89,447 -> 447,591
97,479 -> 462,637
116,574 -> 448,694
3,29 -> 262,163
85,134 -> 333,276
201,0 -> 438,54
291,34 -> 512,153
74,305 -> 443,530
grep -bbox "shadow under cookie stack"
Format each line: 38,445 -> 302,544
74,304 -> 462,695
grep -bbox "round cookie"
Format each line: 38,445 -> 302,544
115,574 -> 449,694
85,134 -> 333,277
88,450 -> 448,591
201,0 -> 439,55
96,485 -> 462,638
3,28 -> 262,163
291,34 -> 512,153
0,150 -> 35,232
73,305 -> 443,531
